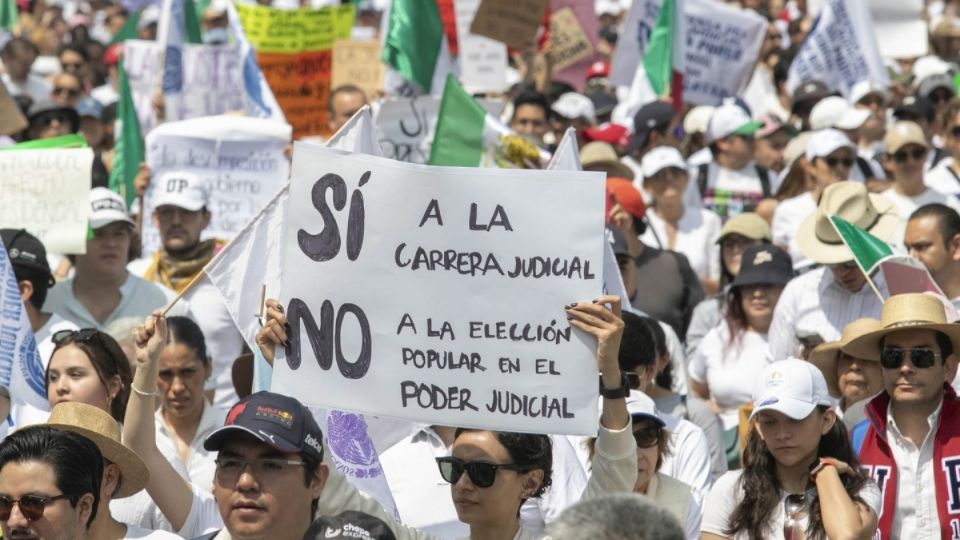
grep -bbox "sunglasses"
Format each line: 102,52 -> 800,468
0,494 -> 72,522
880,346 -> 940,369
435,457 -> 523,488
54,86 -> 80,97
892,148 -> 926,163
824,157 -> 854,168
633,426 -> 661,448
37,112 -> 71,128
52,328 -> 103,345
829,261 -> 857,270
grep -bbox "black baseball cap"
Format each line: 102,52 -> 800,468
0,229 -> 54,286
731,244 -> 793,288
894,95 -> 935,123
791,80 -> 832,113
204,391 -> 324,462
303,511 -> 397,540
626,101 -> 674,154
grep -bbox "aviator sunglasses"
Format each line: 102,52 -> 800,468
879,346 -> 940,369
0,494 -> 72,522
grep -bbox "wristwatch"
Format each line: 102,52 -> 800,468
599,373 -> 630,399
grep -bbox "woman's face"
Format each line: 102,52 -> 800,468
740,284 -> 784,328
46,344 -> 117,414
836,353 -> 883,407
643,167 -> 689,207
632,419 -> 661,493
449,431 -> 542,528
721,234 -> 758,276
811,148 -> 855,188
157,342 -> 210,421
755,408 -> 834,468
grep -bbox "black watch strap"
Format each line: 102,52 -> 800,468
599,372 -> 630,399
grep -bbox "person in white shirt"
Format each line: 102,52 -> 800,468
925,98 -> 960,199
43,188 -> 192,332
848,81 -> 889,165
640,146 -> 722,294
773,129 -> 858,271
0,38 -> 52,105
808,96 -> 887,188
700,360 -> 880,540
768,182 -> 898,362
690,100 -> 781,222
880,121 -> 960,250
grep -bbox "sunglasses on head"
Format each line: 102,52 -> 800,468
880,346 -> 940,369
892,148 -> 926,163
52,328 -> 103,346
824,156 -> 854,168
435,457 -> 523,488
0,494 -> 72,522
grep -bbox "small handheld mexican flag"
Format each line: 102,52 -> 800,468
643,0 -> 685,111
381,0 -> 451,94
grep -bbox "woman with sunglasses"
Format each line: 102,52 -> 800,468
46,328 -> 131,423
701,359 -> 879,540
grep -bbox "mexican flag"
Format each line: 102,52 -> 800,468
381,0 -> 452,94
109,60 -> 144,208
428,75 -> 548,168
828,215 -> 892,274
643,0 -> 685,110
0,0 -> 17,31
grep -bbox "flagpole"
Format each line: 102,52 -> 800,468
828,217 -> 885,303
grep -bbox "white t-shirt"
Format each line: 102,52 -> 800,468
925,157 -> 960,199
1,73 -> 51,104
701,469 -> 881,539
641,208 -> 722,282
91,83 -> 119,106
685,162 -> 782,222
879,187 -> 960,250
123,524 -> 184,539
688,325 -> 770,430
771,192 -> 816,271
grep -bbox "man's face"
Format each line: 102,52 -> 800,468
945,112 -> 960,159
153,206 -> 210,255
811,148 -> 855,188
881,329 -> 957,406
510,104 -> 548,141
905,215 -> 957,281
328,91 -> 366,134
51,75 -> 82,108
0,460 -> 92,540
754,130 -> 791,172
2,51 -> 35,81
829,261 -> 867,292
77,222 -> 130,280
27,111 -> 74,141
213,435 -> 326,540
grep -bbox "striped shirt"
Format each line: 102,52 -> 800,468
768,266 -> 886,362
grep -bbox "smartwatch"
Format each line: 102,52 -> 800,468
599,372 -> 630,399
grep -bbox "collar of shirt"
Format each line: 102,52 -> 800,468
63,272 -> 133,328
886,397 -> 944,449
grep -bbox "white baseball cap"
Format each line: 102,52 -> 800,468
750,358 -> 832,421
810,96 -> 870,131
641,146 -> 687,179
683,105 -> 714,135
89,187 -> 135,230
552,93 -> 596,124
706,100 -> 763,143
804,128 -> 856,161
848,80 -> 890,107
153,171 -> 208,212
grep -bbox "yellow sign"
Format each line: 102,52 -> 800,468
236,4 -> 356,54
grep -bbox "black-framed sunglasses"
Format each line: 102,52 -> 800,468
0,493 -> 72,521
880,346 -> 940,369
824,157 -> 854,168
632,426 -> 661,448
52,328 -> 103,346
435,457 -> 523,488
892,148 -> 926,163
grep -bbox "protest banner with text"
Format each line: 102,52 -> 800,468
237,3 -> 355,139
470,0 -> 549,50
0,148 -> 93,254
611,0 -> 765,105
274,143 -> 605,435
455,0 -> 508,94
331,40 -> 385,103
141,116 -> 291,257
548,0 -> 599,91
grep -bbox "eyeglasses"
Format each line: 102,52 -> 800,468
435,457 -> 523,488
930,91 -> 953,104
37,112 -> 71,128
721,236 -> 755,250
0,493 -> 72,522
53,86 -> 80,97
879,346 -> 941,369
214,457 -> 306,485
632,426 -> 661,448
824,156 -> 854,168
892,148 -> 926,163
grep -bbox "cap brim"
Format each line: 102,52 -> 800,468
796,194 -> 900,264
749,396 -> 817,421
154,199 -> 206,212
630,412 -> 666,427
90,216 -> 136,230
731,121 -> 764,137
203,425 -> 302,454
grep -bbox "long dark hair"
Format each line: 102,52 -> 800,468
724,286 -> 748,350
46,330 -> 132,422
725,407 -> 869,540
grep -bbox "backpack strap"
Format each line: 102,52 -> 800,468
697,162 -> 710,198
755,164 -> 771,198
856,156 -> 874,181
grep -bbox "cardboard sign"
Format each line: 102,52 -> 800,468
375,96 -> 502,164
469,0 -> 549,50
274,143 -> 605,435
141,116 -> 292,257
455,0 -> 508,94
0,82 -> 27,137
547,7 -> 592,72
0,148 -> 93,254
331,40 -> 385,103
549,0 -> 600,91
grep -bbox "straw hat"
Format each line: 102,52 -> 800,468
843,293 -> 960,361
46,402 -> 149,498
580,142 -> 635,180
796,182 -> 899,264
808,318 -> 882,397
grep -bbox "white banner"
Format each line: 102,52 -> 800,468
455,0 -> 508,94
142,115 -> 291,257
0,242 -> 49,412
0,148 -> 93,255
274,144 -> 605,435
787,0 -> 889,98
869,0 -> 926,60
375,97 -> 502,164
611,0 -> 765,105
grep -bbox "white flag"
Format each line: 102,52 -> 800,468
224,0 -> 286,122
0,242 -> 48,414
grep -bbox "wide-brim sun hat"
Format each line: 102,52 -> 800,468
581,141 -> 635,181
46,401 -> 149,498
808,318 -> 882,397
796,181 -> 899,265
842,293 -> 960,361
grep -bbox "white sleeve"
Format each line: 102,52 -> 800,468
581,423 -> 638,500
685,492 -> 704,540
767,279 -> 799,363
660,322 -> 688,396
665,421 -> 713,495
706,213 -> 722,282
522,434 -> 588,533
700,471 -> 740,536
771,203 -> 790,249
852,477 -> 882,518
176,485 -> 223,539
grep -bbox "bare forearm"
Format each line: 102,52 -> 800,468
816,468 -> 875,540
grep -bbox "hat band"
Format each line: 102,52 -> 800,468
815,210 -> 883,245
885,319 -> 941,329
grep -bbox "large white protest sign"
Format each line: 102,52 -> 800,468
375,97 -> 503,164
611,0 -> 765,105
0,242 -> 49,414
142,116 -> 291,256
787,0 -> 889,98
125,40 -> 248,135
274,144 -> 605,435
0,148 -> 93,254
455,0 -> 508,94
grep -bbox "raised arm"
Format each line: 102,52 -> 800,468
814,458 -> 878,540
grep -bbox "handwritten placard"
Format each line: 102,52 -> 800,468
455,0 -> 508,93
331,40 -> 385,103
469,0 -> 549,50
0,149 -> 93,254
547,7 -> 592,72
235,3 -> 356,53
274,143 -> 605,435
